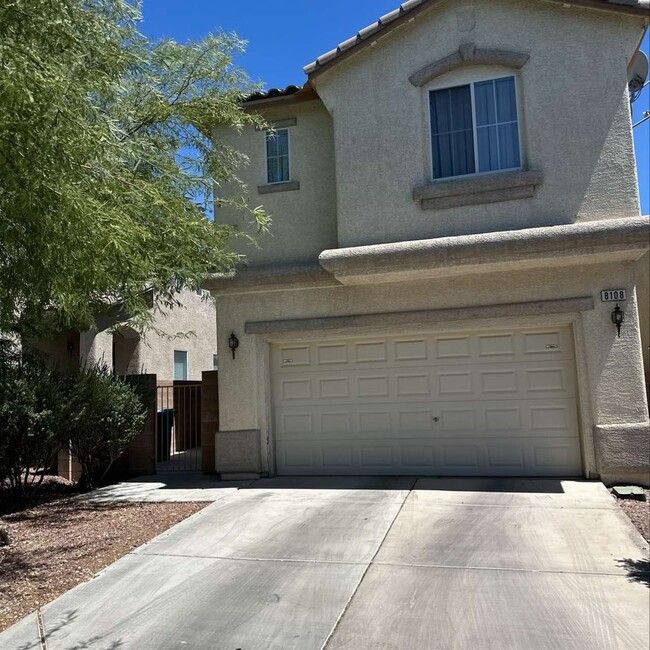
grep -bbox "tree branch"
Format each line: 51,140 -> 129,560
168,45 -> 212,106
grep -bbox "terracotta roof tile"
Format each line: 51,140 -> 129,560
243,84 -> 303,104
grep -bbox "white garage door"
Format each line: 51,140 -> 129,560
272,326 -> 583,477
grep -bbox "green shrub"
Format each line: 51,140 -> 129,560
0,348 -> 64,501
62,364 -> 148,490
0,346 -> 149,501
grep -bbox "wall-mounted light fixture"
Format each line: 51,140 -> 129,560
66,341 -> 75,357
611,304 -> 625,338
228,332 -> 240,359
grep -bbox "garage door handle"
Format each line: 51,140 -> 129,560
432,417 -> 439,423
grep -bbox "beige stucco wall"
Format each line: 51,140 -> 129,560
214,99 -> 338,266
134,289 -> 218,381
79,328 -> 113,369
309,0 -> 645,247
113,328 -> 142,375
635,251 -> 649,378
27,331 -> 80,372
31,289 -> 218,381
29,327 -> 115,372
215,259 -> 649,482
209,1 -> 646,264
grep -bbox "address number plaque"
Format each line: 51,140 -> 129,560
601,290 -> 627,302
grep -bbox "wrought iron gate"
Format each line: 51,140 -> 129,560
155,382 -> 202,472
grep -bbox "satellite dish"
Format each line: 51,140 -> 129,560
629,50 -> 648,102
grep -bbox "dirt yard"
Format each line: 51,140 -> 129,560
0,499 -> 208,632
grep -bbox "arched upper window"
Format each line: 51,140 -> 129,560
410,47 -> 542,209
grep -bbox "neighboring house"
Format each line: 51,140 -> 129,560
208,0 -> 650,484
30,288 -> 218,381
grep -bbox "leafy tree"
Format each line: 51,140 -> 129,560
0,0 -> 267,338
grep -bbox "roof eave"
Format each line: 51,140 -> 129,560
241,83 -> 318,111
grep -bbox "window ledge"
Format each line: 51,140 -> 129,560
258,181 -> 300,195
413,170 -> 543,210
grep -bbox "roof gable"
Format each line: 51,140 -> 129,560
304,0 -> 649,77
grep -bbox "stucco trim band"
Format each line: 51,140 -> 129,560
319,217 -> 650,283
414,170 -> 543,210
409,43 -> 530,87
245,296 -> 594,334
204,262 -> 340,295
258,181 -> 301,195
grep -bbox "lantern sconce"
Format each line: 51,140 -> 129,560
611,304 -> 625,338
228,332 -> 240,359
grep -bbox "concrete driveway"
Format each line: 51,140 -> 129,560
2,477 -> 648,650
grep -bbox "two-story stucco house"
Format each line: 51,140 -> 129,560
207,0 -> 650,485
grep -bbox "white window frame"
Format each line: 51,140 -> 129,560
425,69 -> 524,182
265,128 -> 291,185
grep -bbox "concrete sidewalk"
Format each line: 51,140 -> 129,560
2,477 -> 648,649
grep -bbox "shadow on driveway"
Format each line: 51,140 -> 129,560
618,558 -> 650,587
239,475 -> 573,493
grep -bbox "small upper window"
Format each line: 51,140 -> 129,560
266,129 -> 290,184
173,350 -> 188,381
429,76 -> 521,180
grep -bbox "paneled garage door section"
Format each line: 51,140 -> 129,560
272,327 -> 583,476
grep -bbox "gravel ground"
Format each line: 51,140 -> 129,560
0,499 -> 208,632
612,489 -> 650,543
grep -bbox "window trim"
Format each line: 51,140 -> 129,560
426,71 -> 523,183
258,180 -> 300,195
265,127 -> 291,185
409,43 -> 529,88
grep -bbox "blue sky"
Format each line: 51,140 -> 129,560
140,0 -> 648,214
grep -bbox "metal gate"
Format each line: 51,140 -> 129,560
156,382 -> 202,472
